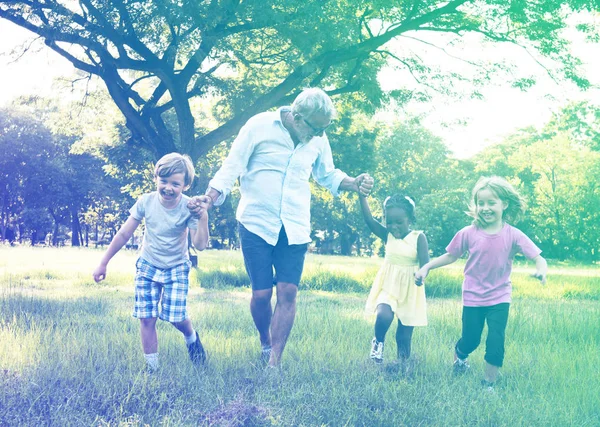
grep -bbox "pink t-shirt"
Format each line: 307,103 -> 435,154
446,224 -> 541,307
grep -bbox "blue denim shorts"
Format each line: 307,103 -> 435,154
238,223 -> 308,290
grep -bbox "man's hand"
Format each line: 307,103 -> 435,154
355,173 -> 374,197
187,195 -> 212,218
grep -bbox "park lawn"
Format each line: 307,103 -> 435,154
0,246 -> 599,426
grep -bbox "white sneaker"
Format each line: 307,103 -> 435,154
370,338 -> 384,364
453,358 -> 470,375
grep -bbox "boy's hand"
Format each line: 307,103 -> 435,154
187,195 -> 212,218
414,267 -> 428,286
531,271 -> 547,285
92,265 -> 107,283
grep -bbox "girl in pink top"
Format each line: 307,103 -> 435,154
415,176 -> 547,389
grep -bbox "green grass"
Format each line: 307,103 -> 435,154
1,246 -> 599,426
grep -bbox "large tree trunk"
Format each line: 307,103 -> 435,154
71,207 -> 81,247
340,228 -> 354,256
1,190 -> 8,241
49,209 -> 60,247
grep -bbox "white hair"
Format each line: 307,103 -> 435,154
291,88 -> 337,120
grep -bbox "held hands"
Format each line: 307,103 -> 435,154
414,267 -> 428,286
187,195 -> 212,218
355,173 -> 374,197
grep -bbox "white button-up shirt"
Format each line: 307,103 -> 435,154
208,107 -> 347,245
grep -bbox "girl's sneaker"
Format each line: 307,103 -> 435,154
481,379 -> 495,391
453,357 -> 470,375
369,338 -> 384,364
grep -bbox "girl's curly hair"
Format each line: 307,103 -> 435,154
383,194 -> 417,223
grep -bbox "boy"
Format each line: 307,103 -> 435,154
93,153 -> 209,372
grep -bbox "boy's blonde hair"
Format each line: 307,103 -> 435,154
154,153 -> 195,188
467,176 -> 527,227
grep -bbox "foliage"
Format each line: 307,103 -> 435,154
473,101 -> 600,261
1,0 -> 598,162
0,107 -> 126,246
311,114 -> 466,256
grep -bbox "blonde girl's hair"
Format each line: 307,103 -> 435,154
467,176 -> 527,227
154,152 -> 196,188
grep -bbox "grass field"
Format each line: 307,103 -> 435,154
1,246 -> 599,426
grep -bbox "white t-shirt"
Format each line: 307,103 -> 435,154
130,191 -> 199,269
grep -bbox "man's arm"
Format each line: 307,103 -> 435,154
206,121 -> 256,207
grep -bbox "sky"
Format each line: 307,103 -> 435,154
1,17 -> 599,159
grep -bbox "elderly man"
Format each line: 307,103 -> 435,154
193,88 -> 373,367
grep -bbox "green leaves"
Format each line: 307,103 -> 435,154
3,0 -> 597,160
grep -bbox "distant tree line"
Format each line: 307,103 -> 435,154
2,0 -> 599,260
2,98 -> 599,261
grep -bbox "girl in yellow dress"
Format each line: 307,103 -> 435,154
359,194 -> 430,367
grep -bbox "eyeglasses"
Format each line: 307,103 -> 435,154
300,116 -> 331,135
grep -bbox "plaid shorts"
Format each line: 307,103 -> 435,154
133,257 -> 191,323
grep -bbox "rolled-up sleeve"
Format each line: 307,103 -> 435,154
311,138 -> 348,197
208,122 -> 256,206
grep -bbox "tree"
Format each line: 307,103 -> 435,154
507,133 -> 598,259
473,100 -> 600,261
1,0 -> 596,161
417,188 -> 472,255
0,107 -> 124,246
0,109 -> 55,242
309,114 -> 464,255
543,101 -> 600,150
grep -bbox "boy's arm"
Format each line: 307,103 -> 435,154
93,216 -> 140,282
190,211 -> 209,251
414,252 -> 459,286
531,255 -> 548,285
359,195 -> 387,241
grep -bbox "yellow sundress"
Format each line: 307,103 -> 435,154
365,230 -> 427,326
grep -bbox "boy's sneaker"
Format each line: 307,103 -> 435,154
369,338 -> 384,364
453,357 -> 470,375
187,332 -> 207,365
145,364 -> 158,375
